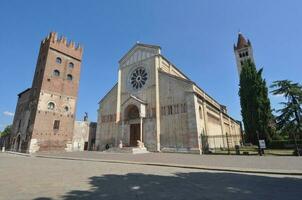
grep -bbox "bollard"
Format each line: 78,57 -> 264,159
2,147 -> 5,152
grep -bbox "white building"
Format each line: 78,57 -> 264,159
96,43 -> 242,154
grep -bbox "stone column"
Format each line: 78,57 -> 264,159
202,101 -> 209,136
122,120 -> 125,142
116,68 -> 122,122
191,94 -> 202,154
140,117 -> 143,143
220,112 -> 226,148
228,117 -> 233,147
155,56 -> 161,151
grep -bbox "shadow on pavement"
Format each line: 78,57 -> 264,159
34,172 -> 302,200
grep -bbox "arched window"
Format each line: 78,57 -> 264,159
67,74 -> 73,81
245,51 -> 249,56
68,62 -> 74,68
48,102 -> 55,110
56,57 -> 62,64
64,106 -> 69,112
125,105 -> 139,120
53,70 -> 60,77
199,106 -> 203,119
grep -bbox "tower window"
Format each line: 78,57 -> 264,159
53,120 -> 60,130
245,52 -> 249,56
53,70 -> 60,77
67,74 -> 73,81
48,102 -> 55,110
239,53 -> 242,58
56,57 -> 62,64
68,62 -> 74,68
64,106 -> 69,112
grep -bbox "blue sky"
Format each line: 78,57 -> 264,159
0,0 -> 301,131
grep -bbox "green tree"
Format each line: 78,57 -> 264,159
270,80 -> 302,155
239,60 -> 275,145
0,125 -> 12,137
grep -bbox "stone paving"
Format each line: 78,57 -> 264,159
36,151 -> 302,173
1,153 -> 302,200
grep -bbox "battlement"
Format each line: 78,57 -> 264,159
41,32 -> 83,60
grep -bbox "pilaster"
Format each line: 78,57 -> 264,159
155,55 -> 161,151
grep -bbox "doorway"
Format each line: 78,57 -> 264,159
130,124 -> 140,146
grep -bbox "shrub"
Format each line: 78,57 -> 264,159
268,140 -> 302,149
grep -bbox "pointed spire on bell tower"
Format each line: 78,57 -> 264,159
233,32 -> 255,77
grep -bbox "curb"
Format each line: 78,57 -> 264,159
3,151 -> 32,157
4,151 -> 302,176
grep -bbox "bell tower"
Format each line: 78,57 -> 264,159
234,32 -> 254,76
28,32 -> 83,152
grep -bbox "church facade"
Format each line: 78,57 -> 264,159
96,43 -> 242,154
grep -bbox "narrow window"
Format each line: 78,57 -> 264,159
199,106 -> 203,119
53,70 -> 60,77
53,120 -> 60,130
56,57 -> 62,64
67,74 -> 73,81
64,106 -> 69,112
68,62 -> 74,68
246,51 -> 249,56
168,105 -> 173,115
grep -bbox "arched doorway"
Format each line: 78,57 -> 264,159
124,104 -> 141,146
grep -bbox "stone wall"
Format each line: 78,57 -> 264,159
10,89 -> 32,152
96,85 -> 119,150
158,71 -> 199,152
73,121 -> 96,151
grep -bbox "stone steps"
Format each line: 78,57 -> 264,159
105,147 -> 149,154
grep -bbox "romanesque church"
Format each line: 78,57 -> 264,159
96,41 -> 244,154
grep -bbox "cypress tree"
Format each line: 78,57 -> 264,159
239,60 -> 274,145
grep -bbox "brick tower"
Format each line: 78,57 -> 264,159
234,32 -> 254,76
10,32 -> 83,153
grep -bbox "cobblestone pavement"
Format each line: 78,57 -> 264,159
36,151 -> 302,172
1,153 -> 302,200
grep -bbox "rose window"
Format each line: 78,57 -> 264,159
130,67 -> 148,89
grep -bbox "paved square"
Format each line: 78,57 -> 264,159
1,153 -> 302,200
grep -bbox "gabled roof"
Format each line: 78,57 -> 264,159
98,83 -> 117,104
119,42 -> 161,64
121,94 -> 147,106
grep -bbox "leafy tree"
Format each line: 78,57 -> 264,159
270,80 -> 302,155
0,125 -> 12,137
239,60 -> 275,145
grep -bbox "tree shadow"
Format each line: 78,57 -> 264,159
34,171 -> 302,200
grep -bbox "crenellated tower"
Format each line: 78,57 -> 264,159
10,32 -> 83,153
234,32 -> 254,76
